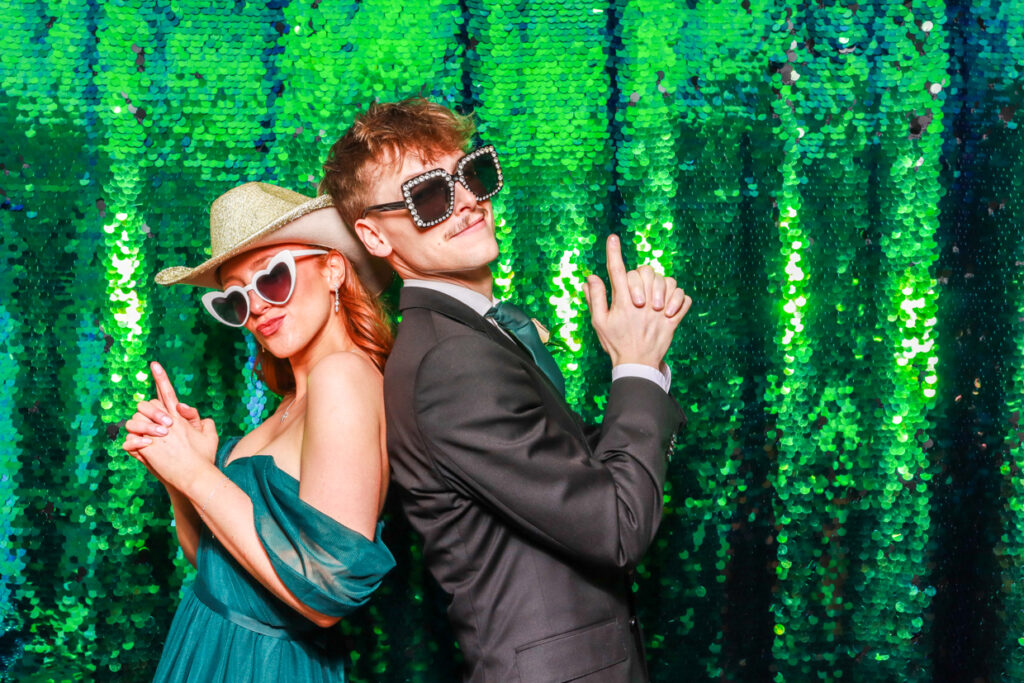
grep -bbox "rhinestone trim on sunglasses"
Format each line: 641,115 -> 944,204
404,168 -> 452,228
361,145 -> 503,229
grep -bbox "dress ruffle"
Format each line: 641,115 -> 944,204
248,454 -> 395,616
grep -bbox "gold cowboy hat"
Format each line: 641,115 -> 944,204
155,182 -> 392,294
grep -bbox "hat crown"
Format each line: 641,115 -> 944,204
209,182 -> 312,258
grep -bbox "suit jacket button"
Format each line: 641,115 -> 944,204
629,617 -> 637,627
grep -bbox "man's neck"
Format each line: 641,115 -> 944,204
400,271 -> 493,300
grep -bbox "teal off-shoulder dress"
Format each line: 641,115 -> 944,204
153,437 -> 395,682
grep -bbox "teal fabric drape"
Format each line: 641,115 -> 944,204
0,0 -> 1021,680
152,438 -> 394,682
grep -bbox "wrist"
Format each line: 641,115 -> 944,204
195,477 -> 231,534
610,355 -> 662,370
178,461 -> 220,500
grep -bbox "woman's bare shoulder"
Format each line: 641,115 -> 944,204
308,351 -> 382,397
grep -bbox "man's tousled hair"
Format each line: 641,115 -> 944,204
321,98 -> 476,228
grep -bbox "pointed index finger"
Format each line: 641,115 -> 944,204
151,361 -> 179,412
604,234 -> 630,303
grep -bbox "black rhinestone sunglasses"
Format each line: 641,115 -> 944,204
361,145 -> 503,229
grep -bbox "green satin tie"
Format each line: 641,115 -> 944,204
486,301 -> 566,396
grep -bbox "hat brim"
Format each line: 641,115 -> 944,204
156,197 -> 393,295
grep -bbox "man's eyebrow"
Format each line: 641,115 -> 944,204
400,166 -> 441,183
400,153 -> 459,183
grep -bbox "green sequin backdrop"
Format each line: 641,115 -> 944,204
0,0 -> 1021,680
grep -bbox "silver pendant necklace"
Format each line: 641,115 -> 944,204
281,395 -> 300,423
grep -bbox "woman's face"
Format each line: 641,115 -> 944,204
218,242 -> 338,360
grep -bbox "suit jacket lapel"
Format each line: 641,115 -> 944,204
399,286 -> 529,360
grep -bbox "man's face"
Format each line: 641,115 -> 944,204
354,148 -> 499,288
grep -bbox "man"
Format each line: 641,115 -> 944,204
321,98 -> 691,682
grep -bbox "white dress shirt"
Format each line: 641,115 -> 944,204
403,279 -> 671,393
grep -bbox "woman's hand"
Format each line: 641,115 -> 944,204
137,413 -> 219,491
123,362 -> 205,454
125,399 -> 202,438
123,362 -> 219,490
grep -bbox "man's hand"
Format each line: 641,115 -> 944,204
583,234 -> 692,369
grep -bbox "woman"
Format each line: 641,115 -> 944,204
122,182 -> 396,681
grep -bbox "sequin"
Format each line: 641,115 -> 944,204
1,0 -> 1021,680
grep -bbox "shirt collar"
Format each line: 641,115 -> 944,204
402,279 -> 496,317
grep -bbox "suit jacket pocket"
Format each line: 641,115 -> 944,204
514,617 -> 628,682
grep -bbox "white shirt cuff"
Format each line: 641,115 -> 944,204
612,363 -> 671,394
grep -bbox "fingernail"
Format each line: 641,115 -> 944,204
161,415 -> 172,426
140,437 -> 152,446
156,426 -> 168,436
152,363 -> 163,374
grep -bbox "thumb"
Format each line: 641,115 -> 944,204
585,275 -> 609,326
177,402 -> 201,428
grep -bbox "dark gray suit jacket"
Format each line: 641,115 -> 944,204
384,286 -> 684,682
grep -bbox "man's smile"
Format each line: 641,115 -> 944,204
444,210 -> 488,241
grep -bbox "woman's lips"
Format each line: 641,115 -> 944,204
257,315 -> 284,336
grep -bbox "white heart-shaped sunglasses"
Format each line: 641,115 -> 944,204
201,248 -> 327,327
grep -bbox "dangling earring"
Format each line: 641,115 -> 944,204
334,288 -> 340,313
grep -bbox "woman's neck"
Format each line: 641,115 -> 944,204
287,317 -> 358,397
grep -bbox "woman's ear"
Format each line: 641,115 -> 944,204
325,250 -> 348,290
354,218 -> 393,259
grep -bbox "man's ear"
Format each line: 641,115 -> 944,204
354,218 -> 393,259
